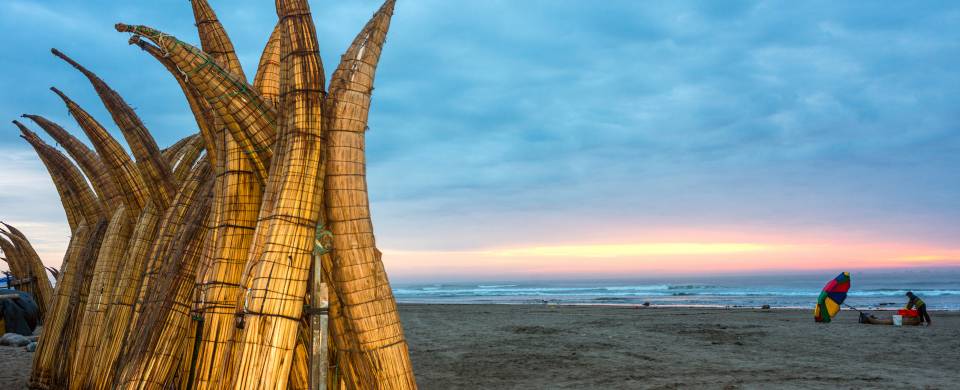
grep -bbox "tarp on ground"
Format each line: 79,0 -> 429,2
0,288 -> 40,335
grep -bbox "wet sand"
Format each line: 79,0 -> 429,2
3,305 -> 958,389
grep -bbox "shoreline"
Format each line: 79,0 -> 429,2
398,301 -> 960,311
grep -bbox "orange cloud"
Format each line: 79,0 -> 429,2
380,234 -> 960,280
487,242 -> 776,257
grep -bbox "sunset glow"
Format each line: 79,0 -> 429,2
1,1 -> 958,284
488,243 -> 775,257
382,235 -> 960,281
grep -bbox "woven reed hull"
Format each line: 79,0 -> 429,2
1,225 -> 55,320
0,233 -> 42,311
172,136 -> 206,183
25,114 -> 119,206
52,49 -> 175,208
192,2 -> 261,368
117,24 -> 277,180
230,0 -> 326,386
50,85 -> 149,214
116,162 -> 213,389
324,2 -> 416,387
320,247 -> 372,389
51,220 -> 108,388
11,123 -> 101,318
129,155 -> 212,335
191,0 -> 247,80
12,123 -> 78,232
190,0 -> 260,365
192,138 -> 262,390
27,224 -> 86,389
288,321 -> 309,390
0,237 -> 26,281
162,135 -> 194,163
69,208 -> 134,387
29,222 -> 100,389
13,234 -> 54,320
131,37 -> 218,165
254,23 -> 282,108
88,206 -> 163,389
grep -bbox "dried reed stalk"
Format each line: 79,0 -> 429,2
128,149 -> 209,336
254,23 -> 283,109
23,114 -> 120,206
87,203 -> 162,389
50,86 -> 149,213
163,135 -> 195,162
15,122 -> 109,389
0,236 -> 26,280
15,2 -> 415,389
229,1 -> 327,387
172,135 -> 206,183
48,86 -> 149,389
0,225 -> 53,318
52,49 -> 177,207
117,24 -> 277,181
131,39 -> 219,164
324,1 -> 416,388
115,159 -> 214,389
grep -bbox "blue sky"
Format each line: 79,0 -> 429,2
1,1 -> 959,280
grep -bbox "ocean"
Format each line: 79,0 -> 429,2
393,269 -> 960,310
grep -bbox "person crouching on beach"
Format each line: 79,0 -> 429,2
905,291 -> 931,326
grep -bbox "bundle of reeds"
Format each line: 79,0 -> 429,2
323,2 -> 417,388
11,120 -> 108,389
2,225 -> 53,314
0,225 -> 51,317
115,159 -> 214,389
43,85 -> 145,390
12,1 -> 415,389
0,236 -> 27,283
226,0 -> 328,387
0,230 -> 40,314
49,51 -> 177,390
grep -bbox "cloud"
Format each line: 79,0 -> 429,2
1,1 -> 959,277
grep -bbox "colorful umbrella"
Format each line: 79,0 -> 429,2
814,272 -> 851,323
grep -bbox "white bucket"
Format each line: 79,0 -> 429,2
893,315 -> 903,326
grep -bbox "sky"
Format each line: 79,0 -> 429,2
0,0 -> 959,282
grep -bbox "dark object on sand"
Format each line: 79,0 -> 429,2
0,289 -> 39,335
859,312 -> 921,326
642,302 -> 651,307
761,305 -> 771,310
0,332 -> 31,347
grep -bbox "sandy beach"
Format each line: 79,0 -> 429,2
2,305 -> 958,389
402,304 -> 959,389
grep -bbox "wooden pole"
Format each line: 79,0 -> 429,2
310,251 -> 329,390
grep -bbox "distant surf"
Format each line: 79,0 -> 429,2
393,271 -> 960,310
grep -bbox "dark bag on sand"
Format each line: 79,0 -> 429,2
0,288 -> 40,335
